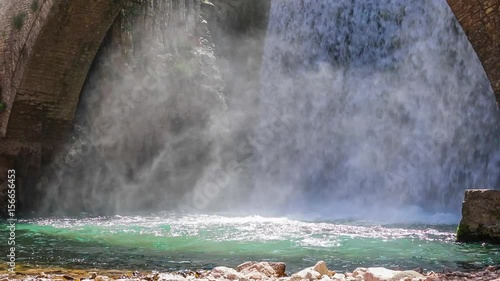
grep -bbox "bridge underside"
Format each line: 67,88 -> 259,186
446,0 -> 500,105
0,0 -> 126,213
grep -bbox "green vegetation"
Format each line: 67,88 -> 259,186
456,223 -> 471,241
456,223 -> 495,242
30,0 -> 40,12
12,12 -> 26,30
0,101 -> 6,112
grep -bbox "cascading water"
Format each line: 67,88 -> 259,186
38,0 -> 499,220
248,0 -> 500,219
38,0 -> 229,215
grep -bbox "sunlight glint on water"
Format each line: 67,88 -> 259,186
1,215 -> 499,272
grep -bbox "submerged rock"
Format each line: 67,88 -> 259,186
457,189 -> 500,243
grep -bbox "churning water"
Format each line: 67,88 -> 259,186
1,215 -> 499,272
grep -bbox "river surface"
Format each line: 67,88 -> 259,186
1,214 -> 499,272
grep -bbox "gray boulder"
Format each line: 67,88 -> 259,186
457,189 -> 500,243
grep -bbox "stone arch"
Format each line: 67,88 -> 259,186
447,0 -> 500,105
0,0 -> 126,214
0,0 -> 127,156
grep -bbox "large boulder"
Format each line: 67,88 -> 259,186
457,189 -> 500,243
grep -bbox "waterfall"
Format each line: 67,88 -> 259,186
38,0 -> 499,221
39,0 -> 228,215
250,0 -> 500,217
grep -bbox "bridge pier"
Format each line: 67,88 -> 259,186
15,147 -> 42,213
0,142 -> 42,215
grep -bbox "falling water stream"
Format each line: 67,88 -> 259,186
4,0 -> 500,273
252,0 -> 499,216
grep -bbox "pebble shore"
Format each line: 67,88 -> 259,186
1,262 -> 499,281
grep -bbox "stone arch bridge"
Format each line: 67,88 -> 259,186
0,0 -> 498,213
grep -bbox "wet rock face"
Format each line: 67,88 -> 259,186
457,189 -> 500,243
211,0 -> 270,35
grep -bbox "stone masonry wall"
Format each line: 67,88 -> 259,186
0,0 -> 127,215
447,0 -> 500,106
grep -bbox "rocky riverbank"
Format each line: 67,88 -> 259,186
1,262 -> 499,281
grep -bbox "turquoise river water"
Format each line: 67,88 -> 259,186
1,214 -> 499,273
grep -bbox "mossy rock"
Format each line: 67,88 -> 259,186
457,223 -> 500,243
456,223 -> 473,241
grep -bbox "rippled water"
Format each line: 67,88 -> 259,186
1,214 -> 499,272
